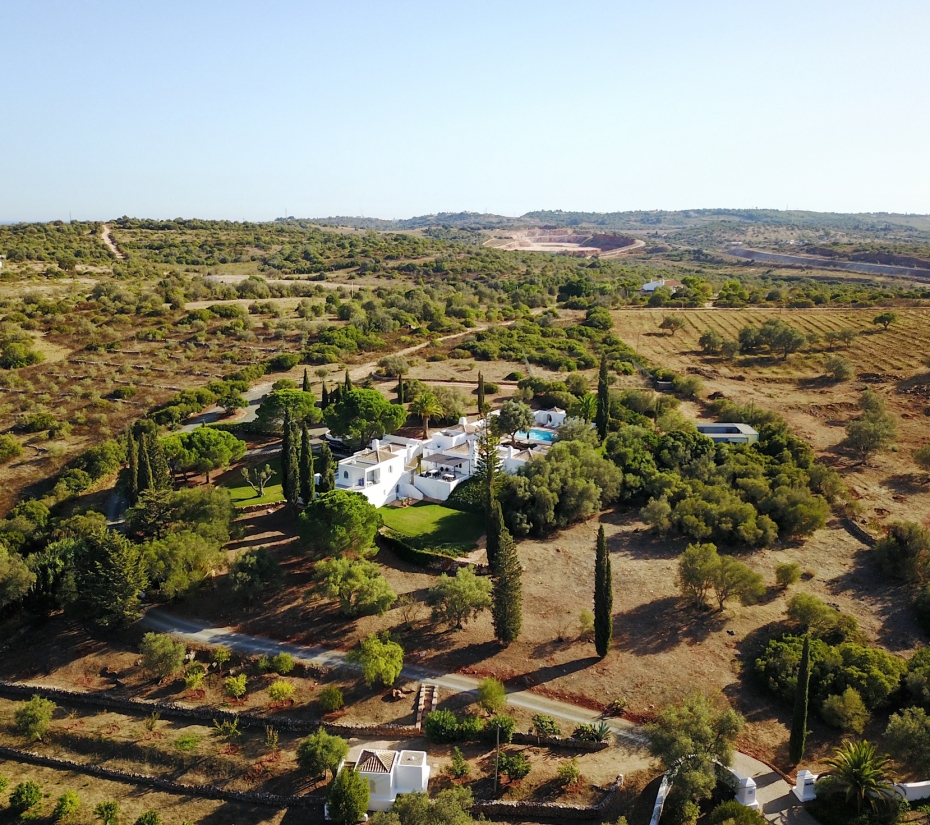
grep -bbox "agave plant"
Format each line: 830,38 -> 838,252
818,740 -> 898,814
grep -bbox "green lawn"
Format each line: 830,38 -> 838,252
380,503 -> 484,556
222,456 -> 285,507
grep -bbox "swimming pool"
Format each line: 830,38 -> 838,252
516,428 -> 559,443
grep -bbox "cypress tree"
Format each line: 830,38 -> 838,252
127,431 -> 139,505
486,498 -> 507,571
332,385 -> 342,405
281,409 -> 293,502
299,422 -> 314,503
477,371 -> 485,414
492,526 -> 522,644
344,369 -> 353,392
137,434 -> 154,494
321,382 -> 330,409
148,435 -> 172,491
317,442 -> 335,494
302,368 -> 310,393
595,353 -> 610,442
594,525 -> 613,658
789,633 -> 811,764
286,419 -> 300,506
397,375 -> 404,405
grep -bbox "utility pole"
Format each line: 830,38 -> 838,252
493,722 -> 500,794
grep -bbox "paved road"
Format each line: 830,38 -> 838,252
142,608 -> 816,823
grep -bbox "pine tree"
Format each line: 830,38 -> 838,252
475,415 -> 503,512
299,422 -> 314,503
789,634 -> 811,764
594,525 -> 613,658
321,383 -> 330,409
281,409 -> 293,502
477,371 -> 485,414
127,431 -> 139,505
71,529 -> 148,628
493,527 -> 522,645
302,368 -> 310,393
595,353 -> 610,442
317,443 -> 335,494
344,369 -> 353,392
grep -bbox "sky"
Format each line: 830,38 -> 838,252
2,0 -> 928,222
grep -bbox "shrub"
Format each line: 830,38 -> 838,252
504,371 -> 523,381
224,674 -> 247,699
319,684 -> 345,713
483,381 -> 500,394
557,757 -> 581,787
174,733 -> 201,752
775,562 -> 802,589
572,722 -> 611,742
0,434 -> 23,464
498,751 -> 531,781
482,714 -> 515,744
267,680 -> 295,703
270,652 -> 295,675
140,632 -> 187,681
821,687 -> 869,733
212,647 -> 231,670
327,766 -> 370,825
448,746 -> 470,779
532,714 -> 561,738
873,521 -> 930,583
10,781 -> 42,814
425,709 -> 462,743
885,706 -> 930,775
134,812 -> 162,825
708,800 -> 767,824
477,677 -> 506,715
15,694 -> 56,740
51,790 -> 81,822
93,801 -> 119,825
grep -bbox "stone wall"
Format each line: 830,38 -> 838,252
473,775 -> 623,820
511,732 -> 609,751
0,745 -> 323,810
0,681 -> 420,739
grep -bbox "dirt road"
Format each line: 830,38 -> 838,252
101,223 -> 126,260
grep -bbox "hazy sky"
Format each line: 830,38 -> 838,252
3,0 -> 928,221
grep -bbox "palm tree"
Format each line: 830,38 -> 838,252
819,740 -> 897,814
572,392 -> 598,423
409,393 -> 443,439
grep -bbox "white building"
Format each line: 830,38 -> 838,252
347,749 -> 431,812
335,440 -> 409,508
639,278 -> 683,294
696,423 -> 760,445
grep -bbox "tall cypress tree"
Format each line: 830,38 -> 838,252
321,383 -> 330,409
397,375 -> 405,405
332,385 -> 342,405
148,435 -> 172,491
789,634 -> 812,764
344,369 -> 353,392
281,409 -> 293,502
492,526 -> 522,644
317,442 -> 335,494
594,525 -> 613,658
127,431 -> 139,504
595,353 -> 610,442
299,422 -> 314,503
486,498 -> 507,571
302,368 -> 310,393
284,416 -> 300,507
137,434 -> 154,494
477,371 -> 485,414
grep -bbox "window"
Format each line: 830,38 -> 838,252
343,471 -> 348,479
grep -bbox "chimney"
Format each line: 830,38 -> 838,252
458,416 -> 468,426
371,439 -> 380,453
508,446 -> 515,459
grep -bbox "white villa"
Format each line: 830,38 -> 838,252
343,748 -> 431,812
640,278 -> 683,294
334,408 -> 565,507
696,423 -> 760,445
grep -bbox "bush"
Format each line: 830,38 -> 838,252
15,694 -> 56,741
448,746 -> 470,779
532,714 -> 561,738
134,812 -> 162,825
140,632 -> 187,681
572,722 -> 611,742
224,674 -> 247,699
297,729 -> 349,779
708,800 -> 767,824
775,561 -> 802,589
477,677 -> 506,715
270,652 -> 294,675
498,751 -> 531,781
504,371 -> 523,381
10,781 -> 42,814
51,790 -> 81,822
557,757 -> 581,787
0,434 -> 23,464
267,681 -> 295,703
93,801 -> 119,825
483,381 -> 500,394
319,684 -> 345,713
425,709 -> 462,743
873,521 -> 930,583
821,687 -> 869,733
482,714 -> 515,744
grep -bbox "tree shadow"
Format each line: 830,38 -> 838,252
615,596 -> 725,655
515,655 -> 602,689
884,473 -> 927,495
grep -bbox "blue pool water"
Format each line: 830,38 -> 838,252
516,428 -> 558,443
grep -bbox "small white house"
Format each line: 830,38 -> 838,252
696,423 -> 760,445
335,440 -> 409,507
639,278 -> 683,294
534,407 -> 567,428
349,749 -> 431,812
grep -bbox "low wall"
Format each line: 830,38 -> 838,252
0,745 -> 323,809
0,681 -> 420,738
473,775 -> 623,820
843,517 -> 878,547
511,732 -> 609,752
